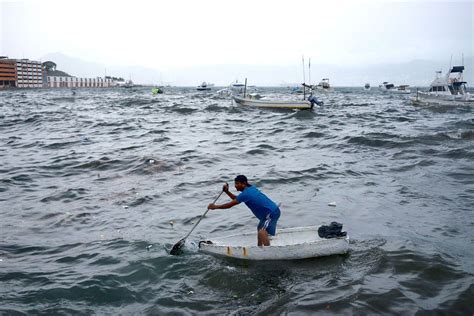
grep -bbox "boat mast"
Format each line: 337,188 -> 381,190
243,78 -> 247,98
302,55 -> 306,100
309,57 -> 311,86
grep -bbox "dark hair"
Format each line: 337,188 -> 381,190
234,175 -> 248,184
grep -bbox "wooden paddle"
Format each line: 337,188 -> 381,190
170,190 -> 224,255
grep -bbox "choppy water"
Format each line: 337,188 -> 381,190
1,87 -> 473,314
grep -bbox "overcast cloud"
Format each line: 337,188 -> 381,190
1,0 -> 472,85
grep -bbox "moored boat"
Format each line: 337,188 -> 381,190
232,95 -> 321,110
316,78 -> 333,92
411,65 -> 473,106
197,82 -> 213,91
198,226 -> 350,261
379,82 -> 410,94
379,81 -> 395,91
396,84 -> 411,94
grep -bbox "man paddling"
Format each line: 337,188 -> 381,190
208,175 -> 281,247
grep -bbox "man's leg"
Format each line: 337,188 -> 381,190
258,228 -> 270,246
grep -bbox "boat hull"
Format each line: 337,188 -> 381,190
233,96 -> 313,110
411,92 -> 474,106
199,226 -> 349,261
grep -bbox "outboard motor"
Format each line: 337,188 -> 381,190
318,222 -> 347,239
308,95 -> 323,106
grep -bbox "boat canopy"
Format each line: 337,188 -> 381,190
450,66 -> 464,73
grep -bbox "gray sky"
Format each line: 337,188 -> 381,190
1,0 -> 472,85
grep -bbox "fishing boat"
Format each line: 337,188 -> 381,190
379,82 -> 410,94
232,76 -> 322,109
233,94 -> 321,110
379,81 -> 395,91
197,82 -> 213,91
395,84 -> 411,94
315,78 -> 333,92
123,79 -> 134,88
411,65 -> 474,106
198,226 -> 350,261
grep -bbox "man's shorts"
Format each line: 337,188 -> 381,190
257,208 -> 281,236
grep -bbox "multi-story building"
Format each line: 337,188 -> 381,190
0,56 -> 118,89
15,59 -> 43,88
0,57 -> 17,89
46,76 -> 114,88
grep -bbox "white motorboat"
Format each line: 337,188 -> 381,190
198,226 -> 350,261
315,78 -> 333,92
196,82 -> 213,91
216,88 -> 232,97
232,94 -> 321,110
379,82 -> 410,94
411,65 -> 473,106
395,84 -> 411,94
379,81 -> 395,91
122,79 -> 134,88
229,80 -> 258,95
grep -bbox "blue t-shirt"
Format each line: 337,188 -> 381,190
236,186 -> 278,221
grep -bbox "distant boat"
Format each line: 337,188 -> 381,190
152,87 -> 163,95
395,84 -> 411,94
315,78 -> 333,92
379,82 -> 410,93
229,80 -> 247,94
123,79 -> 134,88
379,81 -> 395,91
197,81 -> 214,91
411,64 -> 474,106
364,83 -> 371,90
291,86 -> 304,94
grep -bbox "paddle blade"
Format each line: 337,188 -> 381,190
170,238 -> 185,255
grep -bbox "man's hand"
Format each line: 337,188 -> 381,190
208,203 -> 217,210
223,182 -> 229,192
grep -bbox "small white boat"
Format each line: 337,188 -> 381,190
395,84 -> 411,94
197,82 -> 213,91
316,78 -> 333,92
123,79 -> 134,88
199,226 -> 350,261
379,81 -> 395,91
379,82 -> 410,94
233,95 -> 319,110
228,80 -> 258,95
411,65 -> 474,106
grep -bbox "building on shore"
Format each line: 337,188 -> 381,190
16,59 -> 43,88
0,56 -> 117,89
0,58 -> 17,89
46,76 -> 114,88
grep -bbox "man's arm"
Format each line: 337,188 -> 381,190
223,182 -> 236,200
208,199 -> 239,210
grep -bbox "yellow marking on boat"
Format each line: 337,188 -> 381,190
227,247 -> 232,256
243,247 -> 248,256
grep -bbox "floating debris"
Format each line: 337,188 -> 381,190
328,202 -> 337,207
146,245 -> 152,251
169,220 -> 174,226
